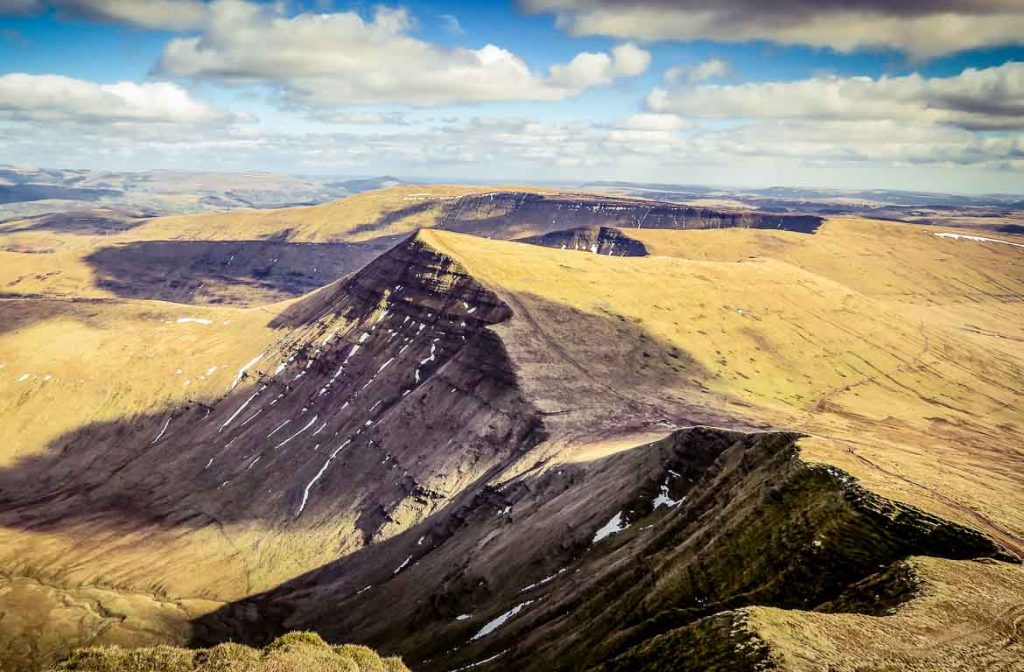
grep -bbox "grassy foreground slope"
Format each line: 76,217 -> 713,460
58,632 -> 408,672
600,556 -> 1023,672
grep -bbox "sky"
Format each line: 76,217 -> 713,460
0,0 -> 1023,193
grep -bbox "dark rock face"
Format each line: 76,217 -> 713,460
432,193 -> 823,237
193,426 -> 1015,672
517,226 -> 649,256
0,232 -> 543,574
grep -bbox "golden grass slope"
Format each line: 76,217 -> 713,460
748,556 -> 1024,671
422,218 -> 1024,555
0,299 -> 282,467
57,632 -> 409,672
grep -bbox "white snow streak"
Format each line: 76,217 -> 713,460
519,568 -> 566,593
152,416 -> 172,444
296,439 -> 351,515
220,385 -> 265,432
267,419 -> 291,438
934,232 -> 1024,249
449,651 -> 507,672
393,555 -> 413,574
274,415 -> 318,450
471,601 -> 534,640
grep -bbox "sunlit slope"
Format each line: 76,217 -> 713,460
126,185 -> 519,243
0,220 -> 1019,671
0,186 -> 821,306
746,556 -> 1024,671
602,556 -> 1024,672
0,299 -> 283,467
0,187 -> 465,303
422,222 -> 1024,553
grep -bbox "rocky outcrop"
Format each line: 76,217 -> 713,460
517,226 -> 649,256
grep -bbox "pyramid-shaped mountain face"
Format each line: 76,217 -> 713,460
1,217 -> 1022,671
0,233 -> 545,586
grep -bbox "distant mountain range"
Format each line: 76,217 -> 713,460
582,180 -> 1024,210
4,166 -> 1021,224
0,165 -> 406,220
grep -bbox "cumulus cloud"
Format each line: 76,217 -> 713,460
0,73 -> 228,123
548,43 -> 650,89
648,62 -> 1024,131
157,2 -> 649,107
665,58 -> 732,84
523,0 -> 1024,59
620,113 -> 688,132
0,0 -> 210,29
2,106 -> 1021,192
316,111 -> 410,125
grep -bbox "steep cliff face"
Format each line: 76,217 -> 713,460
0,232 -> 544,604
430,192 -> 823,238
517,226 -> 649,256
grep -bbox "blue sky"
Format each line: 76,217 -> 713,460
0,0 -> 1022,193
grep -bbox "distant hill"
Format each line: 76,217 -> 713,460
0,165 -> 406,220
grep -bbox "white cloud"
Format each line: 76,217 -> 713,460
0,0 -> 210,29
317,111 -> 410,125
648,62 -> 1024,131
157,2 -> 649,108
2,108 -> 1021,193
523,0 -> 1024,59
665,58 -> 732,84
619,113 -> 687,132
0,73 -> 228,123
610,43 -> 651,78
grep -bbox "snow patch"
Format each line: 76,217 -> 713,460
652,479 -> 681,509
593,511 -> 628,543
934,232 -> 1024,249
152,416 -> 172,444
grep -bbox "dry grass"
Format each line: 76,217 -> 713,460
422,220 -> 1024,553
0,185 -> 561,303
748,556 -> 1024,670
57,632 -> 409,672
